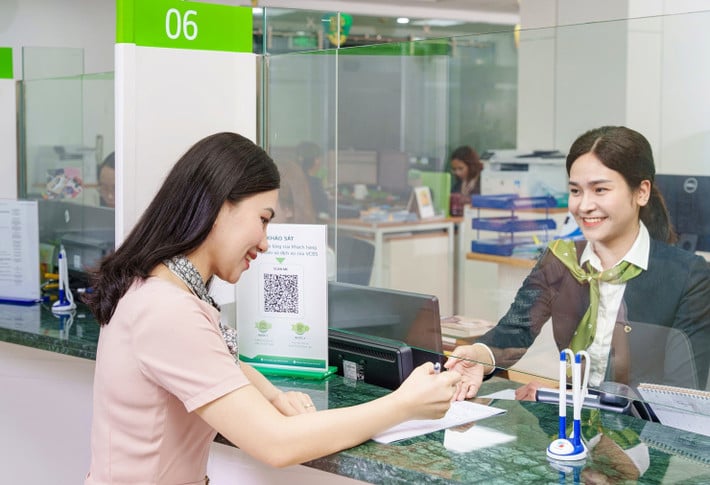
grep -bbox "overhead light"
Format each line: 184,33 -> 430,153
396,17 -> 410,25
411,19 -> 465,27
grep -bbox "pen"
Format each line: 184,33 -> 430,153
433,362 -> 441,374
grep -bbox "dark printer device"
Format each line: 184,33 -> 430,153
328,329 -> 414,390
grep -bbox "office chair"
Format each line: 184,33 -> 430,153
335,234 -> 375,286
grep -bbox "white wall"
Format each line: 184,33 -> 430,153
0,0 -> 114,199
518,0 -> 710,175
0,78 -> 16,198
0,0 -> 114,77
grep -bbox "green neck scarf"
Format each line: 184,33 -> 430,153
548,240 -> 643,353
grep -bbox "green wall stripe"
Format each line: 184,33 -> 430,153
0,48 -> 13,79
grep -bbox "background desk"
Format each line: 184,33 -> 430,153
2,304 -> 709,484
336,218 -> 455,316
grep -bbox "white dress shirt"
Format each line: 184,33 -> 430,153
580,223 -> 650,386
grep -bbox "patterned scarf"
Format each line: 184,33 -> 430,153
548,240 -> 643,353
164,255 -> 238,356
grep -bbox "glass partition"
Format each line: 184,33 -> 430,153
18,48 -> 115,285
263,9 -> 710,420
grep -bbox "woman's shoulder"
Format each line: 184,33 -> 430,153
649,239 -> 710,273
119,277 -> 217,318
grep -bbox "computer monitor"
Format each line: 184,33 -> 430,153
377,150 -> 410,197
37,199 -> 115,282
327,282 -> 444,367
654,174 -> 710,252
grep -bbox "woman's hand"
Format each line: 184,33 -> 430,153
514,381 -> 542,401
393,362 -> 461,421
444,345 -> 490,400
270,391 -> 317,416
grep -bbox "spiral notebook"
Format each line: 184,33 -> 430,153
640,423 -> 710,466
637,383 -> 710,437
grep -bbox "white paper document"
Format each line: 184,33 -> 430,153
373,400 -> 506,444
444,425 -> 516,453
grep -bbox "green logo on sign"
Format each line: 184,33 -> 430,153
292,322 -> 310,335
255,320 -> 272,333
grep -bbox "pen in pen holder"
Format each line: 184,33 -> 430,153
52,245 -> 76,313
546,349 -> 589,461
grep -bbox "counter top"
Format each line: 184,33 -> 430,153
2,302 -> 709,484
0,302 -> 99,360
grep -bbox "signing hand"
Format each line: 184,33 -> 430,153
394,362 -> 462,421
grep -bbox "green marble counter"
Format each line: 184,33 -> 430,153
0,302 -> 99,360
2,302 -> 709,484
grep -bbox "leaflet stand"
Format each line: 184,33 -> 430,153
547,349 -> 590,461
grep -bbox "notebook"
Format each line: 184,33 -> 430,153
637,383 -> 710,437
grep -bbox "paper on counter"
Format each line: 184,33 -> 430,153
444,425 -> 516,453
372,400 -> 506,444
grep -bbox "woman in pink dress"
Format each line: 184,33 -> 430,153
83,132 -> 461,484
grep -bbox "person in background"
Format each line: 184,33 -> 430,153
98,152 -> 115,208
83,132 -> 460,484
445,126 -> 710,399
273,159 -> 317,225
449,145 -> 484,198
273,159 -> 336,281
296,141 -> 330,218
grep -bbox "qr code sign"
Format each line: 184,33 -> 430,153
262,273 -> 300,314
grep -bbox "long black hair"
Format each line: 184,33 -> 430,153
85,132 -> 280,324
566,126 -> 676,244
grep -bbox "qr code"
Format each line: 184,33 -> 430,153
263,273 -> 299,314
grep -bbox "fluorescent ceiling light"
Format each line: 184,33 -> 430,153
411,19 -> 466,27
396,17 -> 411,24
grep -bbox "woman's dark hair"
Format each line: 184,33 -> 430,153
450,145 -> 483,182
566,125 -> 676,244
84,132 -> 281,324
98,152 -> 115,175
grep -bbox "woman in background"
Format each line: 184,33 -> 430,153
296,141 -> 330,218
446,126 -> 710,399
84,132 -> 460,484
97,152 -> 115,208
449,145 -> 484,198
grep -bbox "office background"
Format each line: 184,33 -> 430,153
2,1 -> 710,483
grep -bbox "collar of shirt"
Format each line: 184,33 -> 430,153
579,221 -> 650,272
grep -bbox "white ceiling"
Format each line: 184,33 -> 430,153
226,0 -> 520,25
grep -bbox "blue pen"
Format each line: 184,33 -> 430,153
57,251 -> 66,304
557,350 -> 568,439
52,246 -> 76,313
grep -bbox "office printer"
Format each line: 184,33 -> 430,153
481,150 -> 567,198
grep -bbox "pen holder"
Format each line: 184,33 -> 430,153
51,246 -> 76,314
547,349 -> 589,461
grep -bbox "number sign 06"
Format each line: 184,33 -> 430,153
165,8 -> 198,40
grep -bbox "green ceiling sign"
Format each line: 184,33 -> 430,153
116,0 -> 252,53
0,48 -> 13,79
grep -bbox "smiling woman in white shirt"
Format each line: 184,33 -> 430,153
446,125 -> 710,399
